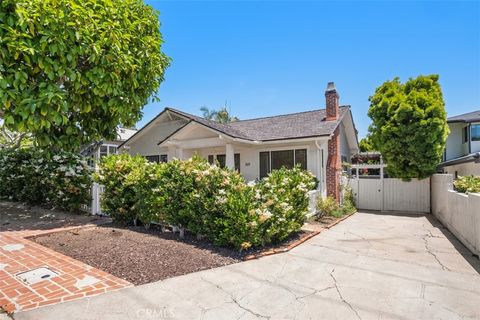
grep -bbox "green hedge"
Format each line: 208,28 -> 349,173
0,148 -> 92,211
454,176 -> 480,194
95,154 -> 316,249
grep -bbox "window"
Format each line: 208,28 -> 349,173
259,149 -> 307,178
463,126 -> 469,143
472,124 -> 480,141
160,154 -> 168,163
99,146 -> 108,158
271,150 -> 294,170
208,154 -> 240,172
259,152 -> 270,179
99,144 -> 117,158
145,155 -> 160,163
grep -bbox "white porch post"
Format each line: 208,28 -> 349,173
167,146 -> 176,161
176,147 -> 184,160
225,143 -> 235,170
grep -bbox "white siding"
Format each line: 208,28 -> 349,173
339,123 -> 351,162
184,141 -> 326,184
125,119 -> 187,156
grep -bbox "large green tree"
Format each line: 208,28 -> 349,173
0,0 -> 170,150
359,134 -> 375,152
367,75 -> 449,179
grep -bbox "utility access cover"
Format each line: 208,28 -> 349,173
16,267 -> 59,285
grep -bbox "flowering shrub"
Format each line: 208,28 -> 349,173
94,154 -> 151,224
96,154 -> 316,249
454,176 -> 480,194
0,148 -> 91,211
255,167 -> 317,243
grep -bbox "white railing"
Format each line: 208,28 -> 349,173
432,174 -> 480,256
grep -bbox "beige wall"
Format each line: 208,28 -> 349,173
183,140 -> 328,187
443,162 -> 480,177
124,119 -> 187,157
432,174 -> 480,256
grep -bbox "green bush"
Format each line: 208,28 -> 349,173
316,196 -> 340,217
0,148 -> 91,211
255,166 -> 317,244
454,176 -> 480,194
94,154 -> 151,224
95,154 -> 317,249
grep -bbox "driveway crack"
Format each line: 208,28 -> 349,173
422,230 -> 451,271
329,268 -> 362,320
200,277 -> 271,319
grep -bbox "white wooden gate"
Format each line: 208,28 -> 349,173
349,164 -> 430,213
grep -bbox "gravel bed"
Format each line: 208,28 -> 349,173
31,224 -> 311,285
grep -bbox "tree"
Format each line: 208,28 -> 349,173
0,121 -> 32,149
359,134 -> 375,152
367,75 -> 449,180
200,106 -> 239,124
0,0 -> 170,150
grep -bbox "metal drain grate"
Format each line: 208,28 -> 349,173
16,267 -> 59,285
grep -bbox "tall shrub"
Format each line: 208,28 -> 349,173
367,75 -> 449,180
94,154 -> 150,224
255,167 -> 317,243
0,148 -> 91,210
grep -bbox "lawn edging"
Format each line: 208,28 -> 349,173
244,211 -> 356,261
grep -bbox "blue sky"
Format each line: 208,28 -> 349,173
142,0 -> 480,138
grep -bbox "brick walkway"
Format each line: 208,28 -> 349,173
0,225 -> 132,314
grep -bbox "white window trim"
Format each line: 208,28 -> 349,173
97,143 -> 118,159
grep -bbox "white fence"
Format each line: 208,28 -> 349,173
349,177 -> 430,213
349,178 -> 430,213
432,174 -> 480,256
82,183 -> 104,215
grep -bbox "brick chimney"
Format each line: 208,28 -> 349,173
325,82 -> 339,121
325,82 -> 341,202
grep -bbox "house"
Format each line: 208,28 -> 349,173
119,82 -> 359,200
80,127 -> 137,163
440,110 -> 480,176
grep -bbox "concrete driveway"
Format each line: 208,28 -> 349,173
15,212 -> 480,320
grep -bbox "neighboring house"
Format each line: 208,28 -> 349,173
80,127 -> 137,163
119,82 -> 359,200
440,110 -> 480,176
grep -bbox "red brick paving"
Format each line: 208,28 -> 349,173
0,225 -> 132,314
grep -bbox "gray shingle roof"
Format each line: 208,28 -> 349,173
166,106 -> 350,142
448,110 -> 480,123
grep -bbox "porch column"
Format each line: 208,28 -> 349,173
225,143 -> 235,170
176,147 -> 184,160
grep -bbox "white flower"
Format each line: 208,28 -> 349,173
218,189 -> 226,195
247,180 -> 256,187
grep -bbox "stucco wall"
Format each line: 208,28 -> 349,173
442,162 -> 480,177
431,174 -> 480,256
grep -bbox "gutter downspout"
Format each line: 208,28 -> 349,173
315,140 -> 323,194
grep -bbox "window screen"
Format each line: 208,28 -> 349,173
145,155 -> 160,163
271,150 -> 294,170
295,149 -> 307,170
259,152 -> 270,179
216,154 -> 226,168
160,154 -> 168,163
234,153 -> 240,172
